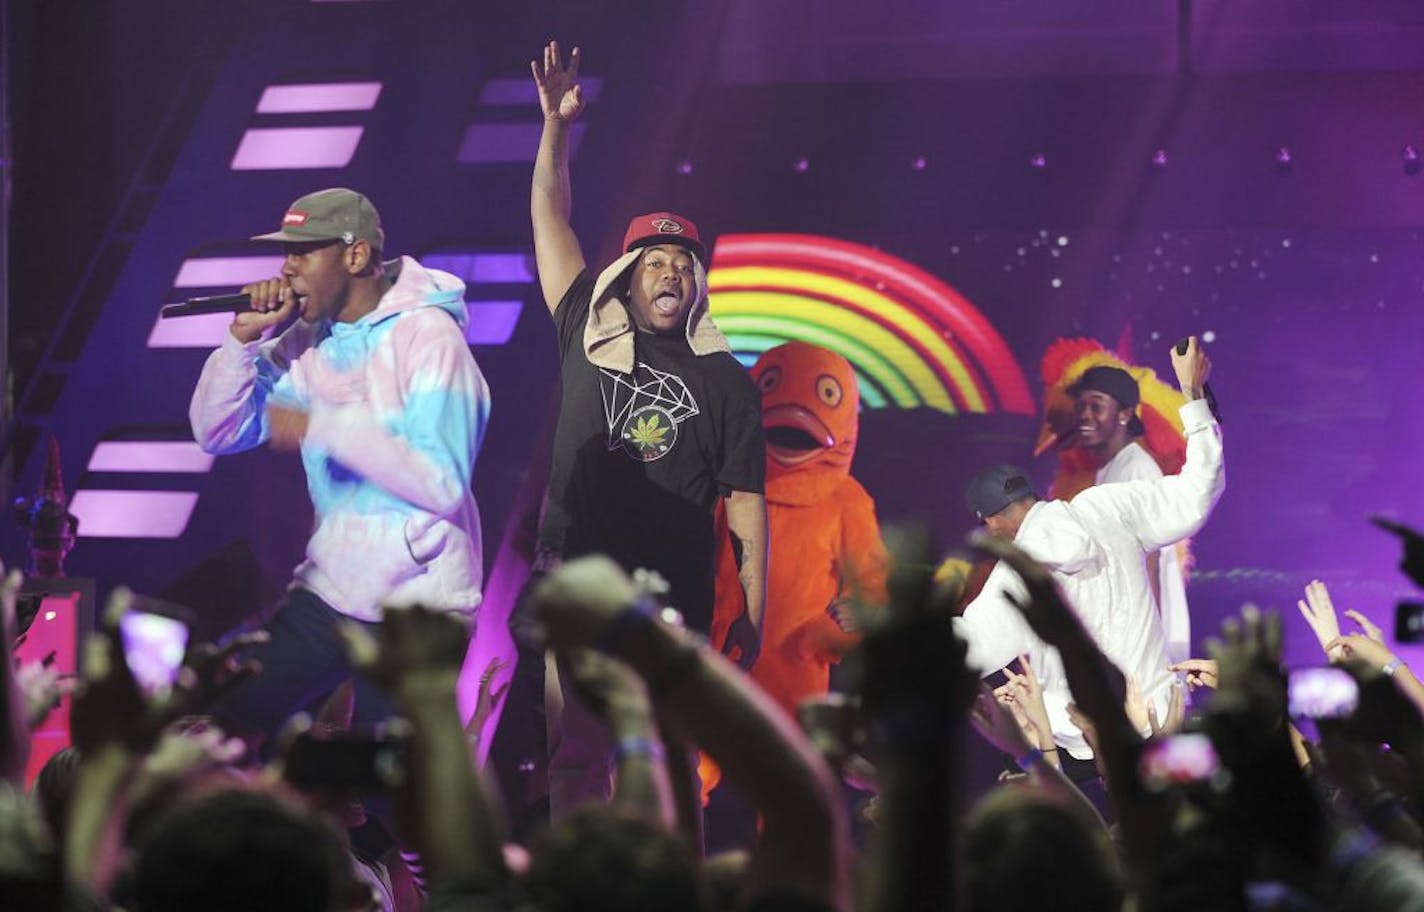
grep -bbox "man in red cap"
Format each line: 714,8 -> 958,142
521,41 -> 767,819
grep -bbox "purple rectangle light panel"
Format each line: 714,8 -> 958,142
147,312 -> 232,349
464,301 -> 524,345
87,442 -> 215,474
423,252 -> 535,284
457,122 -> 584,164
477,77 -> 602,106
257,82 -> 382,114
70,490 -> 200,539
172,256 -> 284,288
231,126 -> 364,170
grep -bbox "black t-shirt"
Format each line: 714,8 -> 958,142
540,268 -> 765,631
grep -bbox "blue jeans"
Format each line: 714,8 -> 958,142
213,588 -> 401,746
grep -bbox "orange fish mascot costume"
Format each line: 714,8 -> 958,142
711,341 -> 889,715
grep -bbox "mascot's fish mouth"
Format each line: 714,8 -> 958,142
763,405 -> 834,467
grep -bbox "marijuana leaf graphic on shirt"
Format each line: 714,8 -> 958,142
628,413 -> 669,449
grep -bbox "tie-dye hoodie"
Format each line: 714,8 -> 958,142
190,256 -> 489,621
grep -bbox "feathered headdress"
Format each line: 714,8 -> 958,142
1036,337 -> 1188,501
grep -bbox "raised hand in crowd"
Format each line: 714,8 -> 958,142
562,645 -> 675,828
1298,578 -> 1346,660
1196,605 -> 1335,887
797,692 -> 872,781
1170,657 -> 1219,693
464,655 -> 511,764
1290,578 -> 1424,721
992,655 -> 1057,759
468,657 -> 510,736
855,527 -> 977,912
1,565 -> 32,785
971,684 -> 1039,763
1345,607 -> 1388,645
63,588 -> 175,897
338,603 -> 509,897
536,554 -> 850,912
1126,675 -> 1185,737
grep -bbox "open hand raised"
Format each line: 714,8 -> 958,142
531,41 -> 584,122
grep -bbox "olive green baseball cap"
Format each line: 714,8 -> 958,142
250,187 -> 385,248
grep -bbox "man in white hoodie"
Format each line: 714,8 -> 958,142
190,187 -> 490,743
954,338 -> 1220,767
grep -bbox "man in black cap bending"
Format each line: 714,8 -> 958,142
953,338 -> 1222,767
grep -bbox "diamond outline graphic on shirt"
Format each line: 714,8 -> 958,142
600,363 -> 700,454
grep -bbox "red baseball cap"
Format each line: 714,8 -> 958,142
622,211 -> 706,264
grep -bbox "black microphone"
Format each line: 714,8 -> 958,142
1175,337 -> 1222,424
160,293 -> 253,319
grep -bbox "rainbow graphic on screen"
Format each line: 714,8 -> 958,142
707,234 -> 1035,415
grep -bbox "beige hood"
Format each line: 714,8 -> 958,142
582,249 -> 731,373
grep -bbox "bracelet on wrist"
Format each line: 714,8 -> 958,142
1016,747 -> 1050,770
1382,658 -> 1404,677
596,597 -> 657,655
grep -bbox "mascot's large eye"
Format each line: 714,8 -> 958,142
816,374 -> 843,407
757,366 -> 782,394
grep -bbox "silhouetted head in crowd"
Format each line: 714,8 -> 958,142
964,785 -> 1124,912
33,747 -> 80,847
702,850 -> 750,912
0,782 -> 60,910
526,805 -> 704,912
131,787 -> 357,912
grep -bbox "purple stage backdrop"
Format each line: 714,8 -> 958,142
10,1 -> 1424,804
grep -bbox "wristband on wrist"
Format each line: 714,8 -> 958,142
1016,747 -> 1049,770
596,597 -> 657,655
611,735 -> 666,764
1382,658 -> 1404,677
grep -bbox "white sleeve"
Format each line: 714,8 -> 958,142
1075,399 -> 1224,552
953,560 -> 1039,676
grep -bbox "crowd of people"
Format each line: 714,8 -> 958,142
8,510 -> 1424,911
5,38 -> 1424,912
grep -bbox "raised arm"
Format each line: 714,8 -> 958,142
189,277 -> 315,454
1084,336 -> 1224,552
340,605 -> 506,886
536,557 -> 849,911
561,647 -> 676,829
530,40 -> 587,313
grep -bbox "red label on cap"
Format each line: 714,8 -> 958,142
283,210 -> 310,226
651,217 -> 683,234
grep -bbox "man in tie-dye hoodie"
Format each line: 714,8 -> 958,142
190,188 -> 490,743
